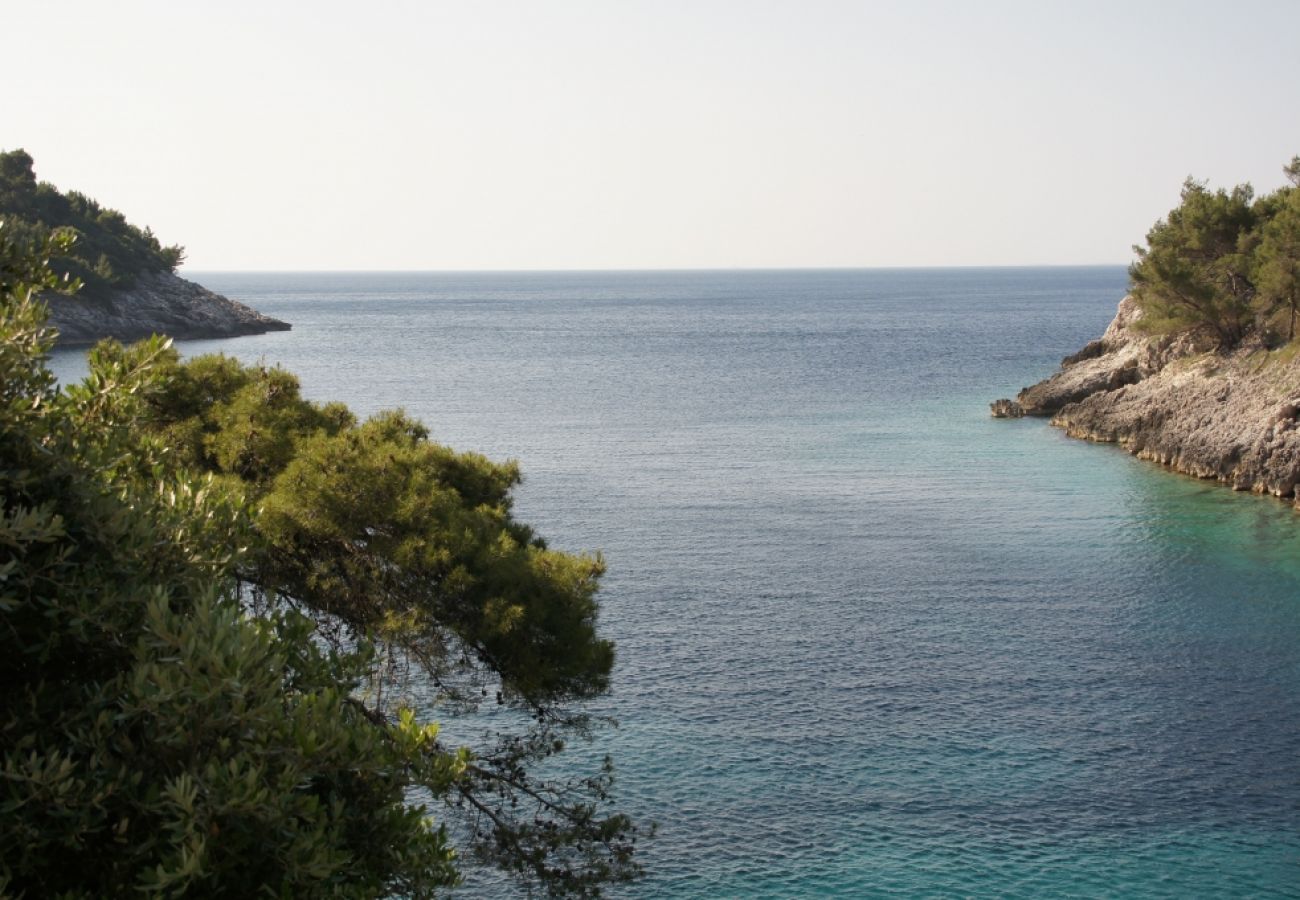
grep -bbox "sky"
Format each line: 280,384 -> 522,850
6,0 -> 1300,271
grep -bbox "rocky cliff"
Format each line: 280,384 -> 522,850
992,297 -> 1300,505
46,271 -> 290,345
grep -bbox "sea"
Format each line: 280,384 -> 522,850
47,268 -> 1300,897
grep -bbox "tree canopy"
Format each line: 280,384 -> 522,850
0,149 -> 185,299
0,224 -> 641,897
1254,179 -> 1300,340
1129,156 -> 1300,348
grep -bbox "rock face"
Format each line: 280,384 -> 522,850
45,271 -> 290,345
992,295 -> 1300,504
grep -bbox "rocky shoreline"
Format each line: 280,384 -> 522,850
992,296 -> 1300,505
46,271 -> 290,345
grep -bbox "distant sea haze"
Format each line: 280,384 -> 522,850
50,268 -> 1300,897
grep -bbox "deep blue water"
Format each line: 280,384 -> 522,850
48,268 -> 1300,897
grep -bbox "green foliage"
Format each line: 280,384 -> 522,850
117,350 -> 618,707
117,348 -> 642,894
1129,178 -> 1258,347
1,224 -> 461,897
259,411 -> 612,704
0,148 -> 185,300
1254,177 -> 1300,339
0,223 -> 643,896
1129,157 -> 1300,349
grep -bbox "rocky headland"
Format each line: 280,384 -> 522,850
992,296 -> 1300,505
46,271 -> 290,345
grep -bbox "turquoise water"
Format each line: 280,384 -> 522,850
47,269 -> 1300,896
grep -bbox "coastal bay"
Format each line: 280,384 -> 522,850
12,2 -> 1300,893
50,267 -> 1300,897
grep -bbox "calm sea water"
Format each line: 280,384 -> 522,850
48,269 -> 1300,897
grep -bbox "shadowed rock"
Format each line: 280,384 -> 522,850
46,271 -> 290,345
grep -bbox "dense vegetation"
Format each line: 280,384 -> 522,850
1130,156 -> 1300,348
0,149 -> 184,299
0,226 -> 641,896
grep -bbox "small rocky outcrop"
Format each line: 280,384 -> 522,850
45,271 -> 290,345
990,296 -> 1210,418
989,398 -> 1025,418
993,295 -> 1300,505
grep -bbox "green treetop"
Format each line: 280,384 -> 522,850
1253,163 -> 1300,339
0,149 -> 186,299
1129,156 -> 1300,349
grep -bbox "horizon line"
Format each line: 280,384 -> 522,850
184,262 -> 1131,275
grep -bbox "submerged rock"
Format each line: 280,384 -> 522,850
989,398 -> 1024,418
46,271 -> 290,345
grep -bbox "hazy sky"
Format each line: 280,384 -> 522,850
7,0 -> 1300,270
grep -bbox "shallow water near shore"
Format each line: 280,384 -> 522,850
48,268 -> 1300,897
